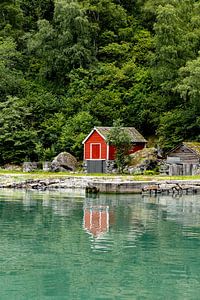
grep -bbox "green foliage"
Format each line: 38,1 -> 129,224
0,0 -> 199,164
0,0 -> 23,38
0,37 -> 25,100
153,1 -> 200,92
107,120 -> 132,173
60,111 -> 100,158
27,0 -> 95,82
176,53 -> 200,112
0,96 -> 38,163
143,169 -> 158,175
19,0 -> 54,31
157,109 -> 199,152
35,142 -> 56,161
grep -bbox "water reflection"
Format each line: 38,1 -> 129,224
144,194 -> 200,227
83,205 -> 109,238
1,189 -> 200,230
0,190 -> 200,299
0,189 -> 85,216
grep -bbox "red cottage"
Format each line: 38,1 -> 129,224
82,127 -> 147,173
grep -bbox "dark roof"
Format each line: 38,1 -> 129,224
183,142 -> 200,156
95,127 -> 147,143
168,142 -> 200,157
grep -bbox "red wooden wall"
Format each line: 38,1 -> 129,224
108,144 -> 145,160
84,131 -> 107,160
129,144 -> 145,154
109,145 -> 115,160
84,130 -> 146,160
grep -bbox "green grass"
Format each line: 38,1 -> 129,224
129,175 -> 200,181
0,170 -> 200,181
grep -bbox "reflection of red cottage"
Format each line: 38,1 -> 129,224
82,127 -> 147,173
84,206 -> 109,238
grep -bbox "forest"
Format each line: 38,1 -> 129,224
0,0 -> 200,164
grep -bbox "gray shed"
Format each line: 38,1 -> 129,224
166,142 -> 200,175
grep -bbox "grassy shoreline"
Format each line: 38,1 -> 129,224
0,170 -> 200,182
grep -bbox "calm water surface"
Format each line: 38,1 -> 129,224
0,189 -> 200,299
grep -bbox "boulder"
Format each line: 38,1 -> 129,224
128,148 -> 159,174
51,152 -> 78,172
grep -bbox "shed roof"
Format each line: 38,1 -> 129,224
168,142 -> 200,157
183,142 -> 200,156
82,127 -> 147,144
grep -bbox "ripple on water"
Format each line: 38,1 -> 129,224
0,191 -> 200,299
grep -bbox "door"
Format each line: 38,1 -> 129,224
91,144 -> 101,159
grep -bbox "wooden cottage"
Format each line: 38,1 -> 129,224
167,142 -> 200,175
82,127 -> 147,173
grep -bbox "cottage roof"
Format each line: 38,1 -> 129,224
183,142 -> 200,156
168,142 -> 200,157
82,126 -> 147,144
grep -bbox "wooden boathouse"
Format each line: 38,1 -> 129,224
167,142 -> 200,175
82,127 -> 147,173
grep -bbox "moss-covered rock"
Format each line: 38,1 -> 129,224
128,148 -> 159,174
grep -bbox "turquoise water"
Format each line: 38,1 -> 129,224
0,190 -> 200,299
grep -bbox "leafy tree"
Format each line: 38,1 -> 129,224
176,53 -> 200,113
153,1 -> 200,93
1,0 -> 200,164
19,0 -> 54,31
0,0 -> 23,38
59,111 -> 100,158
38,112 -> 66,158
0,37 -> 25,100
28,0 -> 95,82
157,109 -> 200,152
107,120 -> 132,173
0,96 -> 38,164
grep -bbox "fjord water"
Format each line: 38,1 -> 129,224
1,190 -> 200,299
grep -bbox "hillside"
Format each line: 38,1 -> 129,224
0,0 -> 199,163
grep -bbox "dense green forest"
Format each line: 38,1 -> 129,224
0,0 -> 200,163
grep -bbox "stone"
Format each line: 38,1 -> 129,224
192,164 -> 200,175
51,152 -> 78,172
105,160 -> 116,173
128,148 -> 159,174
159,162 -> 169,175
42,161 -> 51,171
2,164 -> 22,171
23,162 -> 39,172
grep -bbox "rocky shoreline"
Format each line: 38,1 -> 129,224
0,176 -> 200,194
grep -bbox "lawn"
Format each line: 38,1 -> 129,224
0,169 -> 200,182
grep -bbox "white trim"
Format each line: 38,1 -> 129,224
82,128 -> 95,144
82,127 -> 106,144
99,209 -> 102,228
90,207 -> 92,230
83,143 -> 85,160
106,143 -> 109,160
85,159 -> 106,161
94,127 -> 107,141
106,206 -> 109,231
82,127 -> 147,144
90,143 -> 101,159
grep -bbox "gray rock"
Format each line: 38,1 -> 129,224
51,152 -> 78,172
23,162 -> 39,172
129,148 -> 159,174
42,161 -> 51,171
2,164 -> 22,171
